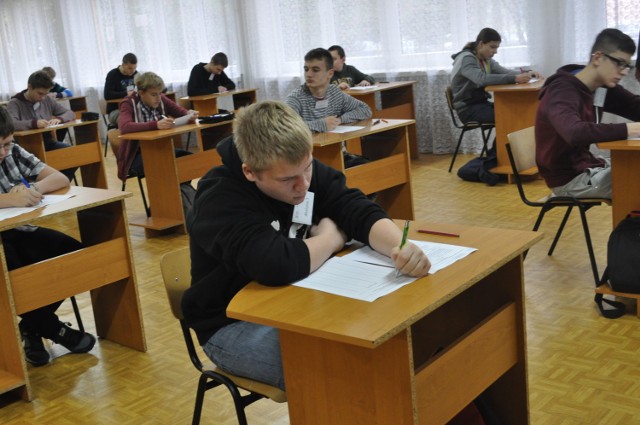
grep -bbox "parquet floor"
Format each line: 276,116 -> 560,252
1,149 -> 639,424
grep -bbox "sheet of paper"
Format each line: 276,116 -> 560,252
293,239 -> 477,302
173,113 -> 194,127
528,78 -> 540,83
343,239 -> 477,274
349,85 -> 378,91
293,256 -> 416,302
328,125 -> 364,133
46,123 -> 64,128
0,193 -> 75,221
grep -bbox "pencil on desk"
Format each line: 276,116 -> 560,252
417,229 -> 460,238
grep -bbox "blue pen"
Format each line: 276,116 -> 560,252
20,177 -> 31,188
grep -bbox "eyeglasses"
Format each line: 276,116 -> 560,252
603,53 -> 633,71
0,142 -> 14,151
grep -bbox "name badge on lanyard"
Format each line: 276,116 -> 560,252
292,191 -> 314,225
315,99 -> 328,109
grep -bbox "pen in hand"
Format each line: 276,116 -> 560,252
20,177 -> 31,188
396,220 -> 410,277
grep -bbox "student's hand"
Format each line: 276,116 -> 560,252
390,241 -> 431,277
338,82 -> 349,90
515,73 -> 532,84
626,122 -> 640,138
7,186 -> 43,207
309,217 -> 348,253
47,92 -> 57,98
530,71 -> 541,79
157,117 -> 175,130
324,116 -> 341,130
357,80 -> 371,87
188,110 -> 199,122
48,118 -> 61,126
218,86 -> 228,93
36,119 -> 50,129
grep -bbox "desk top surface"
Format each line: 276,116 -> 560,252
312,118 -> 415,147
0,186 -> 130,231
180,87 -> 258,101
228,221 -> 541,348
343,80 -> 415,95
485,78 -> 545,93
14,119 -> 98,136
598,139 -> 640,150
118,120 -> 229,140
106,91 -> 176,104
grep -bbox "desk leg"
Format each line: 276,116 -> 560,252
78,200 -> 146,351
192,98 -> 219,116
610,150 -> 640,227
280,330 -> 415,425
138,137 -> 186,234
313,144 -> 344,170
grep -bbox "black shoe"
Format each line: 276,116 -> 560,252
19,323 -> 50,367
54,322 -> 96,353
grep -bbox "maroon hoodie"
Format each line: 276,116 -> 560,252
535,64 -> 640,188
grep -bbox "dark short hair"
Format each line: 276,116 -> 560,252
41,66 -> 56,79
27,70 -> 54,90
591,28 -> 636,56
328,45 -> 346,59
463,27 -> 502,51
0,107 -> 15,138
122,53 -> 138,65
211,52 -> 229,67
304,48 -> 333,70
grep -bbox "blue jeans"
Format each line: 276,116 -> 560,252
203,321 -> 285,390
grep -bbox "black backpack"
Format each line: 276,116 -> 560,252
595,215 -> 640,318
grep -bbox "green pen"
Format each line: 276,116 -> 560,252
396,220 -> 410,277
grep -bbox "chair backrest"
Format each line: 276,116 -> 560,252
107,129 -> 121,158
445,85 -> 463,128
507,126 -> 537,173
160,247 -> 191,321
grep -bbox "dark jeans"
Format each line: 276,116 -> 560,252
3,228 -> 83,339
458,102 -> 495,124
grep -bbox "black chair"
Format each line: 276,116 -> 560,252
506,126 -> 610,285
445,85 -> 494,172
107,129 -> 150,217
160,248 -> 286,425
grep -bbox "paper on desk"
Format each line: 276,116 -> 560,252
46,123 -> 64,128
293,240 -> 476,301
328,125 -> 364,134
349,86 -> 378,91
0,194 -> 75,221
527,78 -> 540,83
173,113 -> 195,127
344,240 -> 477,274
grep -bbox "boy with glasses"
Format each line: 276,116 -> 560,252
535,28 -> 640,199
0,107 -> 96,367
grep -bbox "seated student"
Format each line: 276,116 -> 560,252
183,101 -> 431,390
286,47 -> 371,132
41,66 -> 73,98
536,28 -> 640,200
187,52 -> 236,96
6,70 -> 76,180
104,53 -> 138,126
0,107 -> 96,367
450,27 -> 539,124
328,45 -> 376,89
117,72 -> 198,186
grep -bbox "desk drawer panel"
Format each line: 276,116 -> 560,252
47,143 -> 100,169
345,153 -> 408,194
414,303 -> 518,425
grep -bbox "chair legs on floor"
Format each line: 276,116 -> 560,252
448,130 -> 467,172
122,177 -> 151,218
69,296 -> 84,333
448,126 -> 494,173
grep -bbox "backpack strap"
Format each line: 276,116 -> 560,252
594,267 -> 626,319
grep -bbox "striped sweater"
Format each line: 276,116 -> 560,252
285,84 -> 371,132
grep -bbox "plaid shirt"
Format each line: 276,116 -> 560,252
0,144 -> 45,194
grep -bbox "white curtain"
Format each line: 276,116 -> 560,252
0,0 -> 636,153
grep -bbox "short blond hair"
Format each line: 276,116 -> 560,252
233,101 -> 312,172
134,72 -> 165,91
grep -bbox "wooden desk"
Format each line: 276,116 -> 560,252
179,88 -> 258,116
105,91 -> 176,107
14,120 -> 108,189
313,119 -> 414,220
118,121 -> 230,235
58,96 -> 88,120
598,139 -> 640,226
228,221 -> 541,425
344,82 -> 418,159
0,186 -> 146,402
485,80 -> 544,179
